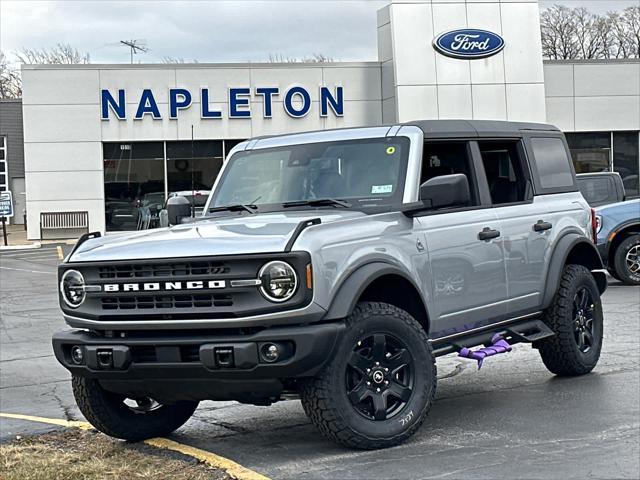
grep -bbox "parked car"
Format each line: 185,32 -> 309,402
167,190 -> 210,217
54,120 -> 606,449
576,172 -> 625,207
595,198 -> 640,285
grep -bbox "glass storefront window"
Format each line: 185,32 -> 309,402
166,141 -> 223,216
565,132 -> 611,173
613,132 -> 640,199
103,142 -> 164,231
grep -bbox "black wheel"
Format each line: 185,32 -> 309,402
612,234 -> 640,285
72,376 -> 198,441
301,302 -> 436,449
538,265 -> 603,376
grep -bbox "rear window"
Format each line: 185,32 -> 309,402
531,137 -> 575,189
576,176 -> 617,206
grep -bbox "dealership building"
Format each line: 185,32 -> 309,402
7,0 -> 640,239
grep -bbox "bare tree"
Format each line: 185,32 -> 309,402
268,53 -> 335,63
0,51 -> 22,99
540,5 -> 578,59
541,4 -> 640,59
13,43 -> 90,65
161,56 -> 199,64
622,5 -> 640,58
573,7 -> 603,59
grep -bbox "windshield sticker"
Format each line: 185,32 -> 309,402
372,184 -> 393,194
386,146 -> 396,155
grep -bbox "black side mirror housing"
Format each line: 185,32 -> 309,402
166,196 -> 191,225
403,173 -> 471,216
420,173 -> 470,209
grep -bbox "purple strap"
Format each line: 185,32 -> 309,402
458,334 -> 512,369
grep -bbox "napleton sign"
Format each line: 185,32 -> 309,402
100,86 -> 345,121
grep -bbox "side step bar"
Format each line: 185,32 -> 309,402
431,316 -> 555,358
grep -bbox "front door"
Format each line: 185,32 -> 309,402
415,141 -> 508,339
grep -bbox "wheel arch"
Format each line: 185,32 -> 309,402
323,262 -> 430,335
542,234 -> 606,309
607,221 -> 640,268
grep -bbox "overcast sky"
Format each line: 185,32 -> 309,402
1,0 -> 636,66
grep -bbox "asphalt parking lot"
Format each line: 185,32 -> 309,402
1,246 -> 639,479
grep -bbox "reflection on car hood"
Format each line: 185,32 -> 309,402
69,210 -> 367,262
595,198 -> 640,216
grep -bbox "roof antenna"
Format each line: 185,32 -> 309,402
191,124 -> 195,216
120,39 -> 148,64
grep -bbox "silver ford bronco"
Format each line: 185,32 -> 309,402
53,120 -> 607,449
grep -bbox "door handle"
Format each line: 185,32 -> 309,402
478,227 -> 501,241
533,220 -> 553,232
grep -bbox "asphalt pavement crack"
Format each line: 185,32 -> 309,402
50,384 -> 77,422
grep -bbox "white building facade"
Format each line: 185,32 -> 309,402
19,0 -> 640,239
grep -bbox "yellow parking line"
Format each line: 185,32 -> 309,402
57,245 -> 64,260
0,412 -> 271,480
0,412 -> 92,430
146,437 -> 270,480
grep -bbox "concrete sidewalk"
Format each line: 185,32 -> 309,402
0,223 -> 77,249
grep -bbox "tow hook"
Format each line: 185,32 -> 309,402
96,349 -> 113,369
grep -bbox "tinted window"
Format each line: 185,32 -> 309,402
422,142 -> 478,206
565,132 -> 610,173
478,141 -> 529,205
531,137 -> 575,189
613,131 -> 639,199
576,176 -> 617,206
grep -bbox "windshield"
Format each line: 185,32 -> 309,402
210,137 -> 410,209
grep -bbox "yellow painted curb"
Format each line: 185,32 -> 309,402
0,412 -> 271,480
145,437 -> 270,480
0,412 -> 92,430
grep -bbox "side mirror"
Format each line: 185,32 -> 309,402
420,173 -> 471,209
166,196 -> 191,225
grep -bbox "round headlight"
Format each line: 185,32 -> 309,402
259,261 -> 298,302
60,269 -> 86,308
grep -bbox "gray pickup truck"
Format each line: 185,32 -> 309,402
53,120 -> 607,449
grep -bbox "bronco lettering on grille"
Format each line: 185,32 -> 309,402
103,280 -> 226,292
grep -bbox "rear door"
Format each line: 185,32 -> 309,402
476,139 -> 551,316
416,140 -> 508,339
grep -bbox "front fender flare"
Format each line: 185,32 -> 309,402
323,262 -> 426,321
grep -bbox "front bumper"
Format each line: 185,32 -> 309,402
53,321 -> 344,386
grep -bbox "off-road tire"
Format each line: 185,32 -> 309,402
72,376 -> 198,441
612,234 -> 640,286
538,265 -> 603,376
300,302 -> 436,449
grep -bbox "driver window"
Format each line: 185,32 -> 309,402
422,141 -> 479,206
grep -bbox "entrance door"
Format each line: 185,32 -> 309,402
10,178 -> 25,225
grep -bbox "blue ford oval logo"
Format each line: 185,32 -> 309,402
433,29 -> 505,59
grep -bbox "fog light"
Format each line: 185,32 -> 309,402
70,345 -> 84,365
261,343 -> 280,363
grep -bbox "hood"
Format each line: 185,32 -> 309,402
69,210 -> 367,262
595,198 -> 640,215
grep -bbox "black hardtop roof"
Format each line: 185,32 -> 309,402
245,119 -> 561,144
404,119 -> 560,137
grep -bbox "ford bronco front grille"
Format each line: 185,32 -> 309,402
97,261 -> 230,279
59,252 -> 313,323
101,294 -> 234,310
